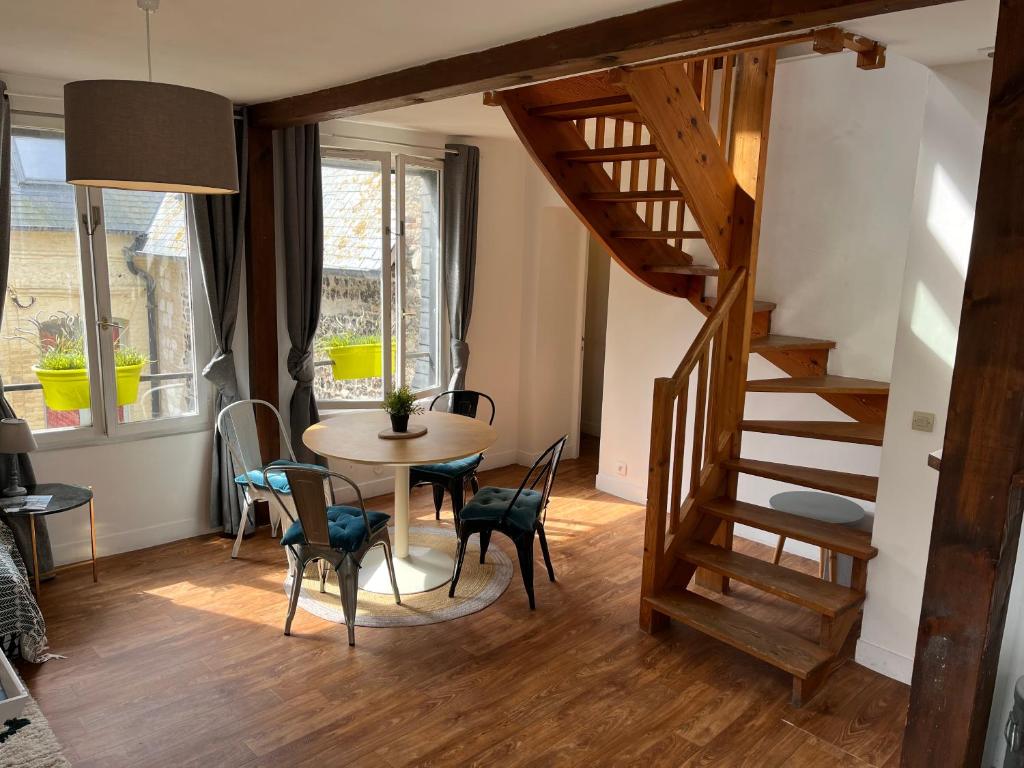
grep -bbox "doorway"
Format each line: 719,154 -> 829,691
579,236 -> 611,463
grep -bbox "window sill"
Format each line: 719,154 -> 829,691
32,416 -> 214,453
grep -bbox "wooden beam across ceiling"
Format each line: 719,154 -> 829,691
248,0 -> 956,128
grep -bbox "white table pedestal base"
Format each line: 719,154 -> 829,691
358,542 -> 455,594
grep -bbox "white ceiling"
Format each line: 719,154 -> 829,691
0,0 -> 998,139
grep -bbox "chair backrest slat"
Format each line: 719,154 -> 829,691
216,399 -> 296,478
285,469 -> 333,547
506,435 -> 568,525
430,389 -> 496,425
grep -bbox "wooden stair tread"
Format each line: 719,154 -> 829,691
529,95 -> 635,120
612,229 -> 704,240
678,542 -> 864,617
559,145 -> 660,162
750,335 -> 837,352
746,376 -> 889,395
585,190 -> 685,202
645,588 -> 831,678
701,497 -> 878,560
704,296 -> 776,313
646,264 -> 719,277
741,420 -> 884,446
723,458 -> 878,501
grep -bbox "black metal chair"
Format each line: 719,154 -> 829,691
449,435 -> 567,609
266,461 -> 401,646
409,390 -> 496,521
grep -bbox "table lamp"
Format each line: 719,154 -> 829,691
0,418 -> 37,497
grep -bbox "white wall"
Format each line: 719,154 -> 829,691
581,237 -> 611,437
597,53 -> 929,562
856,61 -> 990,686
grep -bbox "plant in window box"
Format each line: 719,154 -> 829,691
11,312 -> 148,411
319,332 -> 396,381
382,385 -> 423,433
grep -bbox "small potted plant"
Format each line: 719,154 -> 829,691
382,385 -> 422,433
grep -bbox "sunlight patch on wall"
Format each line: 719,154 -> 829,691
910,281 -> 958,369
926,164 -> 973,278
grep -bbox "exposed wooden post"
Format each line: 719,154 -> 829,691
902,2 -> 1024,763
700,50 -> 777,592
243,124 -> 280,461
640,377 -> 674,633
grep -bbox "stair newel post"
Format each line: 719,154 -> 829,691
640,376 -> 675,633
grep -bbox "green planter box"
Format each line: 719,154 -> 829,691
33,362 -> 146,411
326,342 -> 396,381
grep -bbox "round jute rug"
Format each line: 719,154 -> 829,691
282,526 -> 512,627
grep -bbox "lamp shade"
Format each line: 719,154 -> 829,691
0,419 -> 37,454
64,79 -> 238,195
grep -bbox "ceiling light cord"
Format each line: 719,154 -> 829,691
137,0 -> 160,82
145,9 -> 152,81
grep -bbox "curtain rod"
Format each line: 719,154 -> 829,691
320,131 -> 458,154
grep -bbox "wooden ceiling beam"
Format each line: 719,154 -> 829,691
248,0 -> 956,127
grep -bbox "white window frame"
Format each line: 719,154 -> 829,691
8,118 -> 214,450
317,147 -> 447,411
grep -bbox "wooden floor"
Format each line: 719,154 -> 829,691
21,437 -> 909,766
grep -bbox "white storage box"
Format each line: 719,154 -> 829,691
0,650 -> 29,722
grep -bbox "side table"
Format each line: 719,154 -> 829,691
0,483 -> 96,595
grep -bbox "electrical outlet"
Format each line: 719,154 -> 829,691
912,411 -> 935,433
615,461 -> 628,477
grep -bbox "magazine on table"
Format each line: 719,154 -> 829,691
0,495 -> 52,512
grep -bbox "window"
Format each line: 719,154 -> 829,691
2,127 -> 209,445
315,149 -> 445,407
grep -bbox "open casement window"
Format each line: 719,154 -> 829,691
315,149 -> 446,408
1,126 -> 211,448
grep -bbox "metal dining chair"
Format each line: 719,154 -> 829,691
215,399 -> 298,559
266,462 -> 401,646
410,390 -> 496,523
450,435 -> 567,609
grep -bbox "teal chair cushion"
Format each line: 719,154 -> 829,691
458,486 -> 543,533
234,462 -> 325,494
411,454 -> 483,479
280,505 -> 390,552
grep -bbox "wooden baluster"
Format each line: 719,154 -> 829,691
611,118 -> 625,187
668,383 -> 689,534
701,56 -> 714,116
659,164 -> 672,232
690,348 -> 709,496
718,55 -> 734,153
594,116 -> 606,149
629,121 -> 642,213
644,156 -> 658,226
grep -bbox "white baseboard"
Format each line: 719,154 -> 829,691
595,472 -> 646,504
855,637 -> 914,684
51,518 -> 217,567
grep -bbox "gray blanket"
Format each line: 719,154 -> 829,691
0,519 -> 53,663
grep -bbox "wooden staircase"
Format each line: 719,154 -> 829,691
489,34 -> 887,705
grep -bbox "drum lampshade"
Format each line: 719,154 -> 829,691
63,79 -> 238,195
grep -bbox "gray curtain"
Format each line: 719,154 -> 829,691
0,81 -> 52,576
280,124 -> 324,465
443,144 -> 480,390
192,110 -> 248,534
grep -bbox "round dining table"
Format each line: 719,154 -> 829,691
303,409 -> 497,594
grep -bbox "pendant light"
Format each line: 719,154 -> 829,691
64,0 -> 238,194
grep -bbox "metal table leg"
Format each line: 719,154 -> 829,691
89,488 -> 98,583
30,515 -> 40,595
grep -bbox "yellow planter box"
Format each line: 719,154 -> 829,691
326,342 -> 396,381
33,363 -> 146,411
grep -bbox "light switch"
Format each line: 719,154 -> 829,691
912,411 -> 935,433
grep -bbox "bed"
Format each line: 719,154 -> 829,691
0,519 -> 52,663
